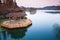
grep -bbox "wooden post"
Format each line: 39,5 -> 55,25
9,17 -> 10,20
20,17 -> 21,19
13,16 -> 14,20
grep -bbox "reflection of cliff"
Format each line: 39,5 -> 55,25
0,31 -> 7,40
7,28 -> 27,39
53,24 -> 60,40
0,33 -> 1,40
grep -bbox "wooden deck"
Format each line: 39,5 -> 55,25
1,19 -> 32,29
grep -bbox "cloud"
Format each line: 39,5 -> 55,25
16,0 -> 60,7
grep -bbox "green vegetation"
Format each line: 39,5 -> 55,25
0,27 -> 6,32
0,18 -> 8,32
0,18 -> 8,23
0,18 -> 4,23
0,18 -> 8,26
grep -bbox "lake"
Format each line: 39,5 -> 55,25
0,10 -> 60,40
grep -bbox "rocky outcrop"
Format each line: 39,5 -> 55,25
0,0 -> 21,18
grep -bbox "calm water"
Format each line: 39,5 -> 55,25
0,10 -> 60,40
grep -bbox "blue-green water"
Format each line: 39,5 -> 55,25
0,10 -> 60,40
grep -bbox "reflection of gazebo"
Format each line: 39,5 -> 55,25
0,28 -> 28,40
6,8 -> 27,20
7,28 -> 27,39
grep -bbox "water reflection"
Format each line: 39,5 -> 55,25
0,10 -> 60,40
7,28 -> 27,39
53,24 -> 60,40
0,28 -> 28,40
46,11 -> 60,14
29,8 -> 37,15
0,33 -> 1,40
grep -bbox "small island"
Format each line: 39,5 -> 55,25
36,6 -> 60,10
0,0 -> 32,29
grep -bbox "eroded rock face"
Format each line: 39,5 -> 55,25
0,0 -> 14,8
0,0 -> 20,18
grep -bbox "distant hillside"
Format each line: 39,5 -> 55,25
36,6 -> 60,10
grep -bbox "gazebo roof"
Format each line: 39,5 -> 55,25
6,12 -> 27,17
10,9 -> 24,13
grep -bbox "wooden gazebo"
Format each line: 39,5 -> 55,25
0,0 -> 32,29
6,8 -> 27,20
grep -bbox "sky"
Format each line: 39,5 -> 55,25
16,0 -> 60,8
